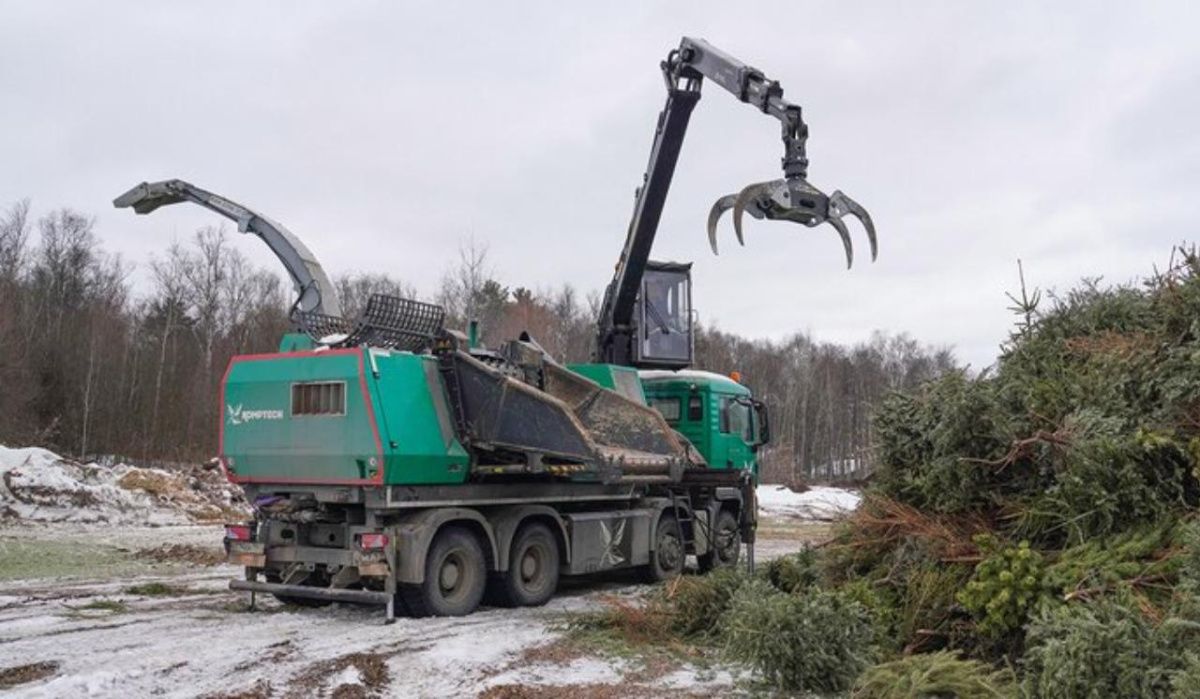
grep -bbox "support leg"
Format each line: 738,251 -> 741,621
383,550 -> 397,625
245,568 -> 258,611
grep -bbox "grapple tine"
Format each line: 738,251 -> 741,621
707,194 -> 736,255
825,214 -> 853,269
830,191 -> 877,261
732,182 -> 769,248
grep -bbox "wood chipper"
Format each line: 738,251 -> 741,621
113,36 -> 875,620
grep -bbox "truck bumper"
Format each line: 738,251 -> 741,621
229,579 -> 392,606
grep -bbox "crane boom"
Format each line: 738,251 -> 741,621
595,37 -> 876,368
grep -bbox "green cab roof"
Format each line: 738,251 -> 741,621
638,369 -> 751,395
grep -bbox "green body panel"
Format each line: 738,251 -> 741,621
221,349 -> 468,486
278,332 -> 315,352
369,350 -> 470,485
223,351 -> 379,482
638,370 -> 760,479
566,363 -> 647,404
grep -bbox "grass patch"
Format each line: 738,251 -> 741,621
0,536 -> 150,581
124,581 -> 197,596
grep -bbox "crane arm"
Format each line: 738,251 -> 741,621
596,37 -> 876,367
113,179 -> 342,318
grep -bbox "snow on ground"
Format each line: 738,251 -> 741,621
0,445 -> 248,526
756,484 -> 861,521
0,522 -> 832,698
0,444 -> 850,695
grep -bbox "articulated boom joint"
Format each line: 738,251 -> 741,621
780,107 -> 809,180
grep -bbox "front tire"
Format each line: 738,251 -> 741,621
697,509 -> 741,573
400,526 -> 487,617
641,515 -> 686,583
493,523 -> 560,607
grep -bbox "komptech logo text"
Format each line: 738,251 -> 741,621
226,404 -> 284,426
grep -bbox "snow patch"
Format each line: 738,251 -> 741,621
757,484 -> 860,521
329,664 -> 363,688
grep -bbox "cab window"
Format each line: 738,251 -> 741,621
719,397 -> 752,441
649,397 -> 681,423
687,395 -> 703,421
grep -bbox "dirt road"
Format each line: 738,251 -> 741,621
0,520 -> 824,698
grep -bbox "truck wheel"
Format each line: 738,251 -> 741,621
641,515 -> 685,583
493,523 -> 560,607
697,510 -> 740,573
400,526 -> 486,617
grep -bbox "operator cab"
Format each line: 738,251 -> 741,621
639,369 -> 770,480
633,261 -> 693,368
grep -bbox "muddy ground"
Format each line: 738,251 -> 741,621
0,518 -> 827,698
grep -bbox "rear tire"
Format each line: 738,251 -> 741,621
641,515 -> 685,583
400,526 -> 487,617
697,509 -> 741,573
492,523 -> 560,607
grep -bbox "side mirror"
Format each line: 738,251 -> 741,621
752,399 -> 771,446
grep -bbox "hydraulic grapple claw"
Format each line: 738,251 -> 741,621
828,190 -> 877,262
825,213 -> 853,269
732,182 -> 772,250
706,195 -> 734,255
706,177 -> 877,268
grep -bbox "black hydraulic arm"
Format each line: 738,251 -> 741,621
595,37 -> 876,367
595,51 -> 702,366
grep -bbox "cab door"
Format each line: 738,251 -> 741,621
716,394 -> 756,472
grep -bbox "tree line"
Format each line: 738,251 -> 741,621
0,200 -> 954,484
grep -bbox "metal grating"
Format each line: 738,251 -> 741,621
291,381 -> 346,416
293,311 -> 353,343
295,294 -> 445,352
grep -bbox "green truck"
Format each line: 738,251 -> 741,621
114,37 -> 874,620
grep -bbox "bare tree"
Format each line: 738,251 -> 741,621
335,271 -> 420,319
0,199 -> 30,284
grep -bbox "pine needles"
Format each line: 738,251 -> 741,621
852,651 -> 1016,699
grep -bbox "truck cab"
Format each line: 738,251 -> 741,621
639,370 -> 769,480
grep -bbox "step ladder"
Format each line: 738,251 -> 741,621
668,488 -> 696,552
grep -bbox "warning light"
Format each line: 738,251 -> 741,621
730,371 -> 743,383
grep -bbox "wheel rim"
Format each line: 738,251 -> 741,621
438,551 -> 466,599
659,531 -> 683,572
519,542 -> 547,589
716,522 -> 739,563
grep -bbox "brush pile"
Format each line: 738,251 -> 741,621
578,248 -> 1200,696
830,248 -> 1200,693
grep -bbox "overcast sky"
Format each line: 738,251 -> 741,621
3,1 -> 1198,368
